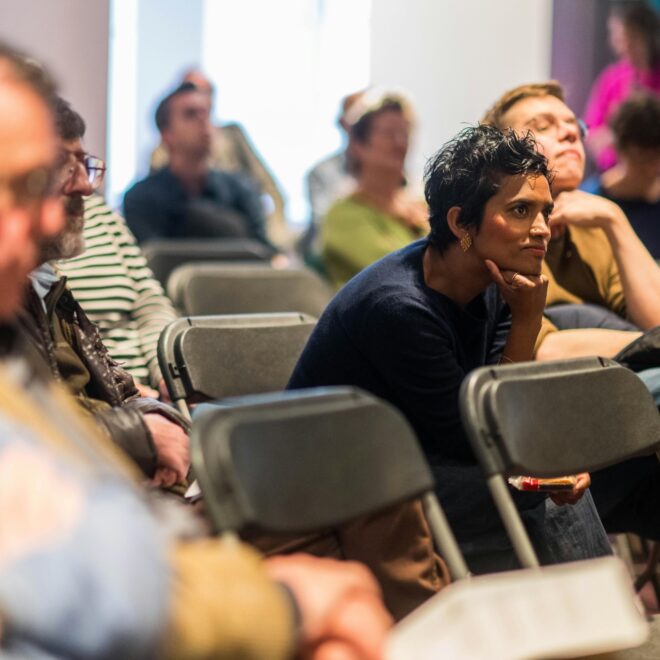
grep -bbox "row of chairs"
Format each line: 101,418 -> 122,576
151,238 -> 660,600
157,312 -> 660,658
167,263 -> 332,317
142,238 -> 274,287
142,237 -> 333,317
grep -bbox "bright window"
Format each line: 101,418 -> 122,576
201,0 -> 371,225
107,0 -> 371,225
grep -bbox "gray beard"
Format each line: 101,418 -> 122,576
39,214 -> 85,262
40,230 -> 86,262
39,195 -> 86,262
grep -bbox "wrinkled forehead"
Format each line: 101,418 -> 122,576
0,79 -> 57,178
500,95 -> 576,130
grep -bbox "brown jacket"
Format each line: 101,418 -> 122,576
0,327 -> 295,659
16,274 -> 189,477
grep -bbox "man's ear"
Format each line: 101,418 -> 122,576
446,206 -> 465,240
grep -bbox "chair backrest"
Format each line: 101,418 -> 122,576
191,386 -> 470,580
142,238 -> 273,286
460,356 -> 660,478
192,387 -> 435,532
459,356 -> 660,568
158,313 -> 316,411
167,263 -> 333,317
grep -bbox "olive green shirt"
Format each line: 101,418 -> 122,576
322,196 -> 426,289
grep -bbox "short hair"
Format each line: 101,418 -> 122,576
53,96 -> 85,140
610,92 -> 660,151
155,82 -> 198,132
0,41 -> 57,105
424,124 -> 551,254
482,81 -> 565,129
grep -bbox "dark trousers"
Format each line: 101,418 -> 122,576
590,455 -> 660,540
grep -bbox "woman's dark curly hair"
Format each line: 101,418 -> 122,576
424,124 -> 551,253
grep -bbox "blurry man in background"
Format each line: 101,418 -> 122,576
151,68 -> 289,246
125,82 -> 278,254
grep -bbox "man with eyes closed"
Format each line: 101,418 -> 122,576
483,81 -> 660,348
288,125 -> 610,572
484,82 -> 660,549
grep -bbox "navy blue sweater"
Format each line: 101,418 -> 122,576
288,240 -> 546,552
123,166 -> 272,248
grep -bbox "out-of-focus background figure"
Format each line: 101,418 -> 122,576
302,90 -> 365,258
150,68 -> 289,247
124,83 -> 277,252
583,92 -> 660,258
320,90 -> 428,289
584,1 -> 660,171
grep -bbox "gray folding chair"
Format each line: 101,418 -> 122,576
192,383 -> 651,659
158,312 -> 316,420
142,238 -> 273,287
459,356 -> 660,569
191,386 -> 469,580
166,263 -> 333,317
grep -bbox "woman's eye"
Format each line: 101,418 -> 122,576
512,205 -> 528,217
534,123 -> 551,133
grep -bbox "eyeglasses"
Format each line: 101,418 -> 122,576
82,155 -> 106,188
524,116 -> 589,141
59,152 -> 106,190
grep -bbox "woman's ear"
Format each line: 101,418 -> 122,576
446,206 -> 464,240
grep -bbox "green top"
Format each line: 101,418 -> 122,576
321,196 -> 426,289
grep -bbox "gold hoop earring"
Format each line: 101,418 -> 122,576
460,233 -> 472,252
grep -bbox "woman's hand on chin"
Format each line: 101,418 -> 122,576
484,259 -> 548,322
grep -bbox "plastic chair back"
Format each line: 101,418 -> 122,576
167,263 -> 333,317
143,238 -> 272,286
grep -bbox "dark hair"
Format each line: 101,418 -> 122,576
610,91 -> 660,151
53,96 -> 85,140
0,41 -> 57,105
424,124 -> 551,253
612,1 -> 660,69
155,82 -> 198,132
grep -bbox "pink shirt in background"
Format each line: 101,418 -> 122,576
584,59 -> 660,171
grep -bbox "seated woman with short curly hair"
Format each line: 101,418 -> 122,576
291,124 -> 611,572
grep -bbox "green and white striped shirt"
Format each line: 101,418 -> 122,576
57,195 -> 177,386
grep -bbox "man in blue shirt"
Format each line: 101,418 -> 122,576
124,83 -> 276,252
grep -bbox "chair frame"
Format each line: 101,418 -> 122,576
158,312 -> 317,420
191,387 -> 470,580
459,356 -> 660,569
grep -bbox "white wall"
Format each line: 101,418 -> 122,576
370,0 -> 553,192
107,0 -> 204,207
0,0 -> 109,160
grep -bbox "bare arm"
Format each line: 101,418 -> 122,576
552,191 -> 660,329
535,328 -> 642,361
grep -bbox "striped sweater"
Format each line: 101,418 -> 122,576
57,195 -> 177,386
